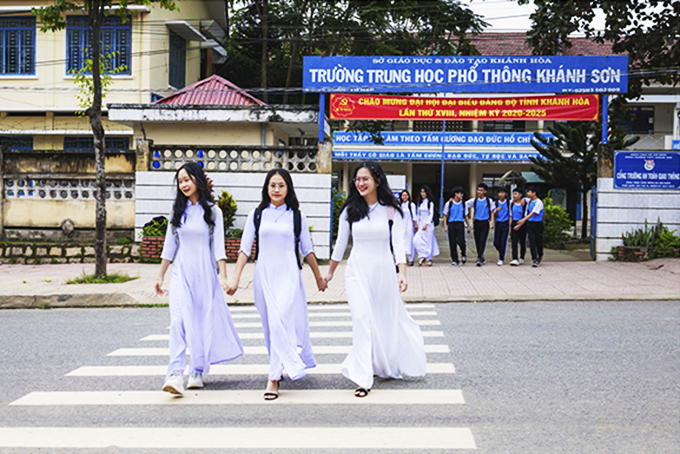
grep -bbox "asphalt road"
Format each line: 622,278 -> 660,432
0,300 -> 678,453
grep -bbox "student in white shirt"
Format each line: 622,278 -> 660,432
513,186 -> 545,267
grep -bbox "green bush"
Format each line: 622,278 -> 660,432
543,192 -> 572,249
332,191 -> 346,240
226,228 -> 244,239
142,217 -> 168,238
116,237 -> 132,245
621,219 -> 680,259
217,190 -> 238,234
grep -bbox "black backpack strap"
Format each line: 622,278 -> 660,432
253,207 -> 262,261
387,206 -> 398,273
294,209 -> 302,269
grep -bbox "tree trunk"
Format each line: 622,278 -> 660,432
89,1 -> 107,277
581,189 -> 589,239
260,0 -> 268,103
283,0 -> 306,104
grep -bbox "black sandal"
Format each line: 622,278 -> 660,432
354,387 -> 370,398
263,378 -> 281,401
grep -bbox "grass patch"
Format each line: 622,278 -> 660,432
66,272 -> 139,285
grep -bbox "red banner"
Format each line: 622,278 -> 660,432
329,93 -> 599,121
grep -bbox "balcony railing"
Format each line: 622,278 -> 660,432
149,145 -> 319,173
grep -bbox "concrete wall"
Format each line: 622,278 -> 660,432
135,171 -> 333,259
595,177 -> 680,261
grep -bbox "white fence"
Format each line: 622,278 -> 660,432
595,177 -> 680,261
136,171 -> 332,259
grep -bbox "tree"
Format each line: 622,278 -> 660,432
33,0 -> 178,277
222,0 -> 487,105
529,122 -> 639,239
518,0 -> 680,173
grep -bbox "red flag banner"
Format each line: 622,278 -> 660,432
329,93 -> 599,121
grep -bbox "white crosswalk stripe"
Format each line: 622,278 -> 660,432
141,330 -> 446,341
230,310 -> 438,319
107,344 -> 451,356
4,304 -> 476,450
0,427 -> 477,450
11,389 -> 465,406
65,362 -> 457,376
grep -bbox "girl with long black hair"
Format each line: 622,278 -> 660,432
227,169 -> 327,400
400,190 -> 417,266
325,162 -> 426,398
413,184 -> 440,266
155,162 -> 244,396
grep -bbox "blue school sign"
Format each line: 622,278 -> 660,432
672,140 -> 680,151
332,149 -> 541,161
333,131 -> 553,146
303,56 -> 628,94
614,151 -> 680,190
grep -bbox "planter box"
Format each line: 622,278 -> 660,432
141,236 -> 252,261
616,246 -> 648,262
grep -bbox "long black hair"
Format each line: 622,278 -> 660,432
417,184 -> 435,206
171,162 -> 215,229
400,189 -> 412,203
258,168 -> 300,211
342,161 -> 402,223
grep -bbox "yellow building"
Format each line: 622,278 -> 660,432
0,0 -> 228,240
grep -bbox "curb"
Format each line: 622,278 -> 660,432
1,293 -> 678,309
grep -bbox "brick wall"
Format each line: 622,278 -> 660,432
141,237 -> 253,261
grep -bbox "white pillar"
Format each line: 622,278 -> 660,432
469,162 -> 478,197
341,161 -> 350,194
406,162 -> 413,193
674,102 -> 680,139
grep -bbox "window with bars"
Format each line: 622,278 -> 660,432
0,136 -> 33,150
63,136 -> 130,150
413,120 -> 469,132
0,17 -> 35,75
620,106 -> 654,134
66,16 -> 131,75
169,31 -> 186,89
482,120 -> 526,132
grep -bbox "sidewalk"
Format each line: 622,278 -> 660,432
1,258 -> 678,309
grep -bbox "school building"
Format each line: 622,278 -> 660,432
331,34 -> 680,222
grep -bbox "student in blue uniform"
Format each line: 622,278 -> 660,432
492,186 -> 511,266
465,183 -> 495,266
514,186 -> 544,267
442,187 -> 468,266
509,187 -> 527,266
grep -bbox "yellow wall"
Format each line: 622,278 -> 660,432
137,122 -> 265,147
0,0 -> 213,110
4,199 -> 134,228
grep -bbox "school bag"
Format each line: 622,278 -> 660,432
253,207 -> 303,269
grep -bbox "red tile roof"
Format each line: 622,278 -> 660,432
469,32 -> 618,56
154,75 -> 266,106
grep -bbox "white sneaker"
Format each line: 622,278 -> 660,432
162,371 -> 184,396
497,260 -> 503,266
519,258 -> 524,265
510,259 -> 519,266
187,373 -> 204,389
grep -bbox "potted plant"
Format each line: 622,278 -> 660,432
615,220 -> 680,261
140,216 -> 168,262
217,190 -> 247,260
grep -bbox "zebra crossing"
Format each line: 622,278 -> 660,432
2,303 -> 477,451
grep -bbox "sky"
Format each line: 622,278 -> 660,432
465,0 -> 607,32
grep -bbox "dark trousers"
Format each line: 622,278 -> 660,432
493,220 -> 510,261
447,221 -> 466,263
511,221 -> 527,261
473,219 -> 490,260
527,221 -> 544,262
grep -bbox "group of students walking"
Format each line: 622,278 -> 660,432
399,182 -> 545,268
155,161 -> 426,400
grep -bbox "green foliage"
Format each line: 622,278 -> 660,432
223,0 -> 487,105
217,190 -> 238,234
543,193 -> 572,249
142,218 -> 168,238
226,228 -> 244,239
67,272 -> 139,284
116,237 -> 132,245
332,191 -> 346,240
622,219 -> 680,253
70,48 -> 126,116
